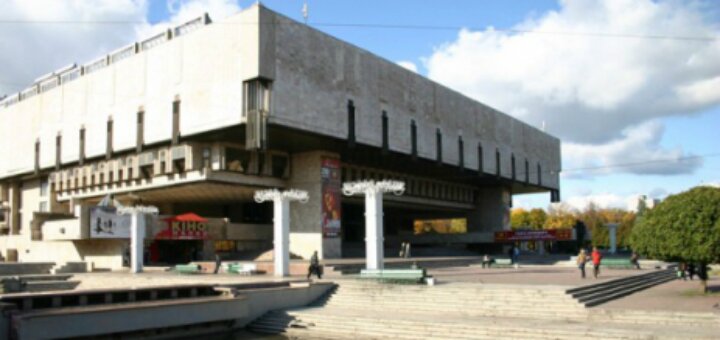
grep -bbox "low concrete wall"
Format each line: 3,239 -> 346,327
235,282 -> 334,327
0,263 -> 54,275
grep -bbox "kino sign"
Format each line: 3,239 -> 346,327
343,180 -> 405,270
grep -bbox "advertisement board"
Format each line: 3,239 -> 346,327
413,218 -> 468,235
321,158 -> 342,238
90,207 -> 132,238
494,229 -> 573,242
155,213 -> 210,240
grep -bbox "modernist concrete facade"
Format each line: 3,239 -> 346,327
0,5 -> 560,269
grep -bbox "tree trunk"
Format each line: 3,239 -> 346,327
698,262 -> 709,294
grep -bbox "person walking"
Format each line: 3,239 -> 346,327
307,251 -> 322,280
399,242 -> 406,258
404,242 -> 411,258
591,247 -> 602,279
213,254 -> 222,274
577,249 -> 588,279
688,263 -> 696,280
630,252 -> 641,270
508,246 -> 515,264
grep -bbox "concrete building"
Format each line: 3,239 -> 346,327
0,5 -> 560,269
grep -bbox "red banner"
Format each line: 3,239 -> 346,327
494,229 -> 573,242
321,158 -> 342,238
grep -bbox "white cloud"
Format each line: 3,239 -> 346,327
396,60 -> 418,73
425,0 -> 720,176
0,0 -> 149,96
562,120 -> 703,176
0,0 -> 242,97
136,0 -> 241,37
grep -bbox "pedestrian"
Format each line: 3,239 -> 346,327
513,245 -> 520,266
630,252 -> 641,270
591,247 -> 602,279
508,246 -> 515,264
404,242 -> 411,258
307,250 -> 322,280
213,254 -> 222,274
577,249 -> 588,279
399,242 -> 406,258
688,263 -> 696,280
677,262 -> 687,280
482,254 -> 493,268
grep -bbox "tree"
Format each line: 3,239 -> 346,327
510,208 -> 530,229
544,203 -> 576,229
527,208 -> 547,230
630,186 -> 720,292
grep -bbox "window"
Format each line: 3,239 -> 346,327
478,143 -> 484,175
79,126 -> 86,165
172,98 -> 180,144
410,120 -> 417,159
55,133 -> 62,169
244,79 -> 271,150
537,163 -> 542,185
271,154 -> 289,178
202,147 -> 211,169
495,149 -> 501,177
40,179 -> 49,197
381,110 -> 389,153
106,118 -> 113,159
436,128 -> 442,163
458,136 -> 464,169
136,109 -> 144,152
511,154 -> 516,180
347,100 -> 355,146
34,139 -> 40,171
225,147 -> 250,173
525,159 -> 529,183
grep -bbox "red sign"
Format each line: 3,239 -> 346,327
156,213 -> 209,240
494,229 -> 573,242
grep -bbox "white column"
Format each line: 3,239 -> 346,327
273,198 -> 290,277
130,212 -> 145,274
608,224 -> 618,254
365,190 -> 384,270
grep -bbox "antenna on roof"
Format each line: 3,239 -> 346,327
302,0 -> 309,24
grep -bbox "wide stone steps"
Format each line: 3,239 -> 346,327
248,308 -> 710,340
568,269 -> 676,306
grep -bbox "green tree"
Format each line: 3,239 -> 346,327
511,208 -> 530,230
544,203 -> 576,229
582,202 -> 608,248
527,208 -> 547,230
630,186 -> 720,292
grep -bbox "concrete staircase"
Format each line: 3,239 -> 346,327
247,279 -> 720,339
567,268 -> 676,307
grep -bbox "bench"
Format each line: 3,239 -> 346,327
174,264 -> 202,274
226,263 -> 258,275
601,259 -> 634,269
359,269 -> 427,284
494,258 -> 513,267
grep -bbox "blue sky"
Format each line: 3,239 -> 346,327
1,0 -> 719,211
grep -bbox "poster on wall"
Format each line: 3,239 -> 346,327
413,218 -> 468,235
321,158 -> 342,238
89,207 -> 132,238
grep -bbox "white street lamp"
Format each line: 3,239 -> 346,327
254,189 -> 309,277
342,180 -> 405,270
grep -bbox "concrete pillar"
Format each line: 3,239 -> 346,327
130,212 -> 145,273
9,182 -> 20,235
365,191 -> 384,270
273,198 -> 290,277
467,186 -> 511,232
607,223 -> 618,254
288,151 -> 341,259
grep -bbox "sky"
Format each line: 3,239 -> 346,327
1,0 -> 719,212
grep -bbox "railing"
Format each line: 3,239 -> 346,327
0,13 -> 210,109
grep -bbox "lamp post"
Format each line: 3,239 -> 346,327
342,180 -> 405,270
117,205 -> 158,274
606,223 -> 619,254
254,189 -> 309,277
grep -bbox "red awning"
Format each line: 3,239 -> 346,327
164,212 -> 207,223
